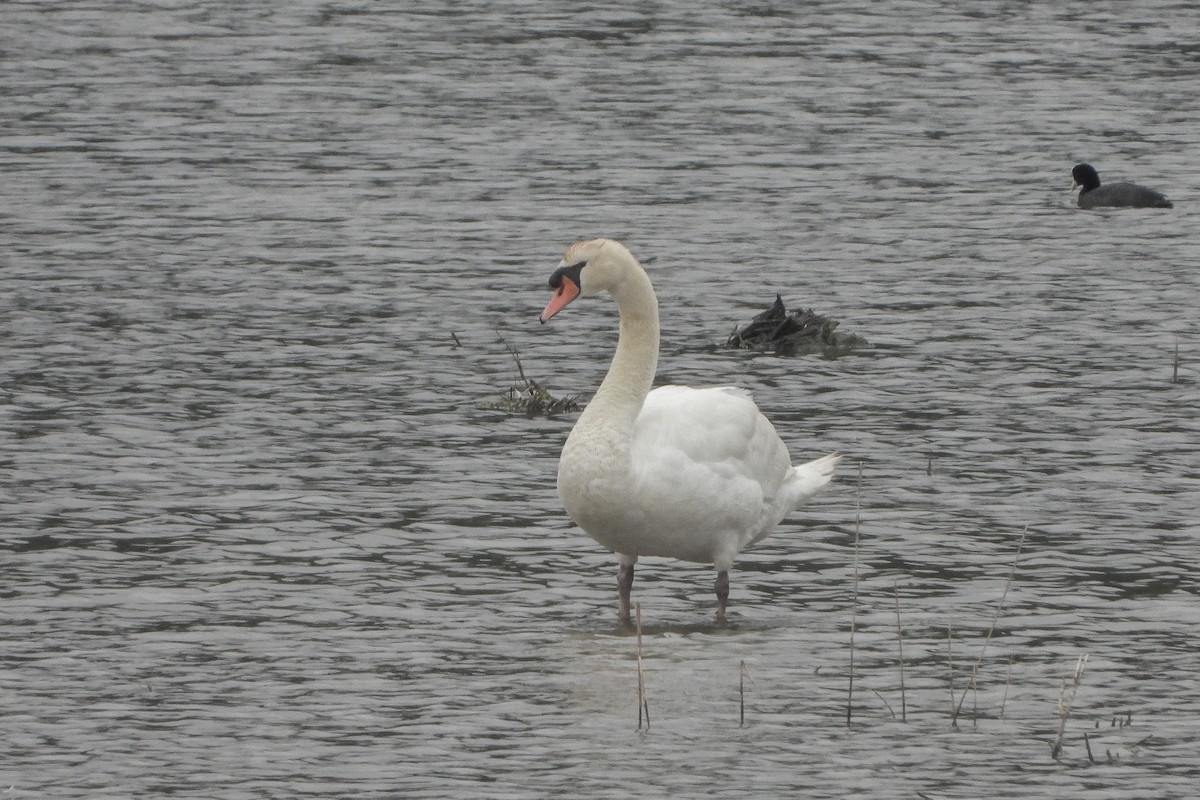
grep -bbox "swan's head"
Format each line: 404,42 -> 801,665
1072,163 -> 1100,191
539,238 -> 638,324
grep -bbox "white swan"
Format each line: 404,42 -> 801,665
539,238 -> 840,622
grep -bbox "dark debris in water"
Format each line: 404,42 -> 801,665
726,295 -> 868,357
482,333 -> 581,417
484,380 -> 581,417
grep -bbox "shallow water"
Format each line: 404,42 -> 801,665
3,1 -> 1199,798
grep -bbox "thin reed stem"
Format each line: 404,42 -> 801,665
999,654 -> 1014,719
739,660 -> 754,727
946,621 -> 955,726
871,689 -> 897,720
1050,654 -> 1088,759
635,603 -> 649,730
846,461 -> 862,727
952,525 -> 1028,725
970,663 -> 979,727
739,661 -> 745,726
894,581 -> 907,722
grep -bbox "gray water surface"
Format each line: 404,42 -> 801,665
3,2 -> 1199,798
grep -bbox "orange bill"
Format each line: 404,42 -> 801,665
539,276 -> 580,323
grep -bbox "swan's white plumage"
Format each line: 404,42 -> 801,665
540,238 -> 839,620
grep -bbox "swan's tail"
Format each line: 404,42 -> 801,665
783,452 -> 841,510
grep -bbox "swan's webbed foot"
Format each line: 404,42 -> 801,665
617,561 -> 635,623
715,570 -> 729,624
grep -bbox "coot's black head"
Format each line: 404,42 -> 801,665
1072,163 -> 1101,190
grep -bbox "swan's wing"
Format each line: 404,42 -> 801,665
627,385 -> 797,560
636,385 -> 789,472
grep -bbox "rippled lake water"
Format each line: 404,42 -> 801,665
3,1 -> 1199,797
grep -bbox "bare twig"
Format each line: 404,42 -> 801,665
496,331 -> 530,385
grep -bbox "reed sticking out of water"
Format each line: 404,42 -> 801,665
1108,710 -> 1133,728
1050,654 -> 1089,760
969,663 -> 980,727
635,603 -> 650,730
871,690 -> 898,720
1172,337 -> 1180,383
893,581 -> 907,722
946,621 -> 955,725
739,660 -> 755,727
846,461 -> 863,727
999,654 -> 1014,719
950,525 -> 1029,727
739,661 -> 745,726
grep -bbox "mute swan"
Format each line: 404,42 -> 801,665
1071,163 -> 1173,209
538,238 -> 840,622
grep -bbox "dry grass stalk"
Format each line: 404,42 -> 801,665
846,461 -> 863,727
946,621 -> 955,725
635,603 -> 650,730
893,581 -> 907,723
739,660 -> 755,727
1050,653 -> 1089,759
999,654 -> 1014,719
969,662 -> 980,726
951,525 -> 1028,726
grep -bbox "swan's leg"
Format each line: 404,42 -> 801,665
715,570 -> 730,623
617,560 -> 635,622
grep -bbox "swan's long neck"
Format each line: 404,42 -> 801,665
575,267 -> 659,444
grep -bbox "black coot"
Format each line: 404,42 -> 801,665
1071,163 -> 1173,209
